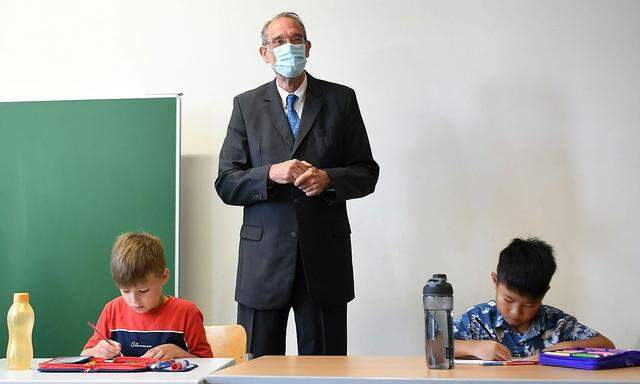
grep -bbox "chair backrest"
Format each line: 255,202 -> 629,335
204,324 -> 247,364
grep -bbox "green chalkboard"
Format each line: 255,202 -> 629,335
0,97 -> 179,358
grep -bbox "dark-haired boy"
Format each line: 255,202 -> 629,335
454,238 -> 614,360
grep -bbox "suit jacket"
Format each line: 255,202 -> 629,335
215,73 -> 379,309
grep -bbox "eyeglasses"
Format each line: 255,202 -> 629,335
264,37 -> 306,48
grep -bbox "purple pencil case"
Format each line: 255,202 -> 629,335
539,348 -> 640,370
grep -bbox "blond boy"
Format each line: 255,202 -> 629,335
82,232 -> 212,359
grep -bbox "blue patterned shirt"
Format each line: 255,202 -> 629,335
453,300 -> 599,357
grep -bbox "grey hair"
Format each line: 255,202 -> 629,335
260,12 -> 307,46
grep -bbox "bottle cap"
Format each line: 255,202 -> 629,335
13,293 -> 29,303
423,274 -> 453,296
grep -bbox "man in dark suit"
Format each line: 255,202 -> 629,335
215,12 -> 379,357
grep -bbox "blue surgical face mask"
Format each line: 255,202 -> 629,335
269,43 -> 307,78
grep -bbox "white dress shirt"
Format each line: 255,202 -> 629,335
275,74 -> 307,119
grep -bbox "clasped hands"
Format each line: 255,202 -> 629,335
268,159 -> 331,196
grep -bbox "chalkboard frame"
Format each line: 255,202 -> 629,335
0,95 -> 181,357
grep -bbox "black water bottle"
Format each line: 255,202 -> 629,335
423,274 -> 454,369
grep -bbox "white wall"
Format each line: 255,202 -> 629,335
2,0 -> 639,354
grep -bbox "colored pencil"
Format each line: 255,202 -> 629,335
87,320 -> 123,357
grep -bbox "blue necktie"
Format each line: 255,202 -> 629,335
286,94 -> 300,140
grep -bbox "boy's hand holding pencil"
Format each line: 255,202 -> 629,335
87,320 -> 123,358
470,315 -> 512,361
94,339 -> 122,359
474,340 -> 513,361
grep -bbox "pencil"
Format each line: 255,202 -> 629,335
471,315 -> 502,343
481,360 -> 537,366
87,321 -> 123,357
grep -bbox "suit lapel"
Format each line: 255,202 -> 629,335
292,75 -> 323,154
263,80 -> 294,150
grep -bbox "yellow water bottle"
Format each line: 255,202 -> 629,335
6,292 -> 35,370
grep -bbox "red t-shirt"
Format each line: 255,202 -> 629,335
84,296 -> 213,357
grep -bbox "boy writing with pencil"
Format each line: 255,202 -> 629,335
81,232 -> 213,359
454,237 -> 614,360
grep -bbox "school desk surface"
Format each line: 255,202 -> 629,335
0,357 -> 234,384
206,355 -> 640,384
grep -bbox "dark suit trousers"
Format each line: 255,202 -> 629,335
237,246 -> 347,357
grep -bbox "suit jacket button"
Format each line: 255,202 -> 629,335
293,198 -> 300,204
290,231 -> 298,238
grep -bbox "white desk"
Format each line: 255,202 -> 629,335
207,356 -> 640,384
0,357 -> 234,384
